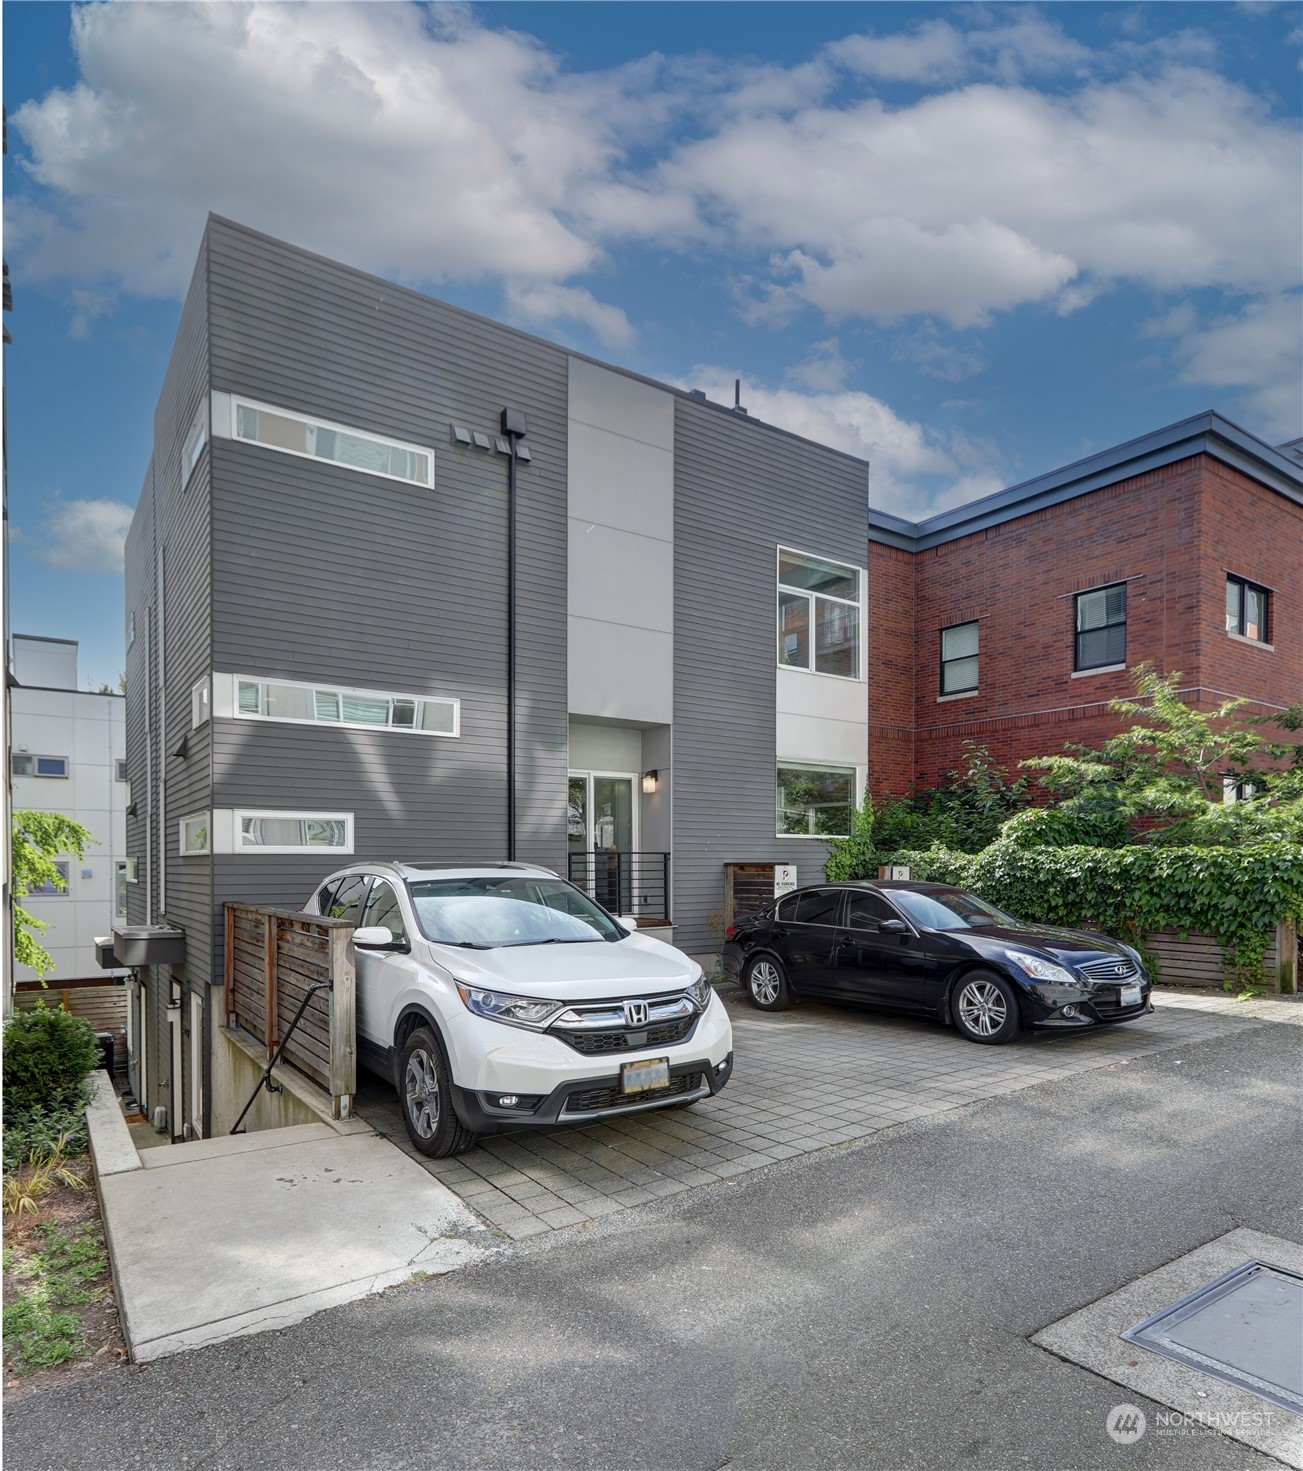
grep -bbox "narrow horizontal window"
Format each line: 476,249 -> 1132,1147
777,547 -> 862,679
191,676 -> 211,729
179,813 -> 210,856
776,763 -> 856,839
11,754 -> 69,779
1226,575 -> 1270,643
232,396 -> 433,488
940,621 -> 979,694
1075,583 -> 1126,672
182,401 -> 207,486
30,861 -> 71,897
235,811 -> 353,855
234,676 -> 459,737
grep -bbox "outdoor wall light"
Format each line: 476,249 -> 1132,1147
642,770 -> 659,794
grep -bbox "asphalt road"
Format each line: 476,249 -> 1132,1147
7,1021 -> 1301,1471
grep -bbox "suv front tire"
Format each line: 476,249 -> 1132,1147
399,1025 -> 477,1157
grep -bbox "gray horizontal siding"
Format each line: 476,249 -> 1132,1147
202,217 -> 570,982
672,398 -> 869,954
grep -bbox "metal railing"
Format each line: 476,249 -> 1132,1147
568,850 -> 670,925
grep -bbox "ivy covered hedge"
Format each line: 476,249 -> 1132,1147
827,841 -> 1303,990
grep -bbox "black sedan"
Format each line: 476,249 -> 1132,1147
720,881 -> 1153,1044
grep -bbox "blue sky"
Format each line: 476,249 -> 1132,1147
4,1 -> 1300,692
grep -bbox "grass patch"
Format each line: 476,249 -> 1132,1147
4,1220 -> 110,1375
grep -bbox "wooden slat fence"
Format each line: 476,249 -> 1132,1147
223,904 -> 357,1118
1143,918 -> 1298,993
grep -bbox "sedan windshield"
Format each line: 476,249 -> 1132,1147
407,876 -> 624,946
887,888 -> 1019,931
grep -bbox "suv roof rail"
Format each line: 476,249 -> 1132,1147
496,861 -> 559,876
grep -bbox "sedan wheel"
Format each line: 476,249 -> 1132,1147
744,955 -> 791,1011
952,971 -> 1020,1045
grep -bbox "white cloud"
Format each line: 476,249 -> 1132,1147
829,12 -> 1091,86
1171,292 -> 1303,439
10,2 -> 623,297
786,338 -> 854,392
32,498 -> 133,573
681,367 -> 1005,517
503,281 -> 634,349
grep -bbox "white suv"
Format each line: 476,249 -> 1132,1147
306,862 -> 734,1157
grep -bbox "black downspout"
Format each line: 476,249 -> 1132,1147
500,408 -> 527,861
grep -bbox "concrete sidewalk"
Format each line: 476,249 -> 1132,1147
86,1079 -> 489,1361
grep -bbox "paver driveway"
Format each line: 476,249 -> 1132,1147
355,986 -> 1297,1240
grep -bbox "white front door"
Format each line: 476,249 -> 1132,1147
568,771 -> 638,912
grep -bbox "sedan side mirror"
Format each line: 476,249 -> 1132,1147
879,919 -> 909,935
352,925 -> 394,948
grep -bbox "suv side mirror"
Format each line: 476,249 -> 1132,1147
352,925 -> 394,948
618,916 -> 640,933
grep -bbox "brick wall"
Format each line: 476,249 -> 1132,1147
869,453 -> 1302,796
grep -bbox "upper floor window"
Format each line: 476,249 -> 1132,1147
12,754 -> 69,779
116,759 -> 129,782
1222,776 -> 1259,804
180,813 -> 211,855
232,396 -> 433,488
235,676 -> 458,737
940,622 -> 979,694
1075,583 -> 1126,672
776,762 -> 856,838
182,401 -> 207,485
1226,576 -> 1269,643
777,548 -> 861,679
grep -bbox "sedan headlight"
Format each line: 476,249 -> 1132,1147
687,972 -> 712,1011
1003,949 -> 1081,987
455,983 -> 566,1031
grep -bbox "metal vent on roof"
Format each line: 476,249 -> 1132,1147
1123,1260 -> 1303,1415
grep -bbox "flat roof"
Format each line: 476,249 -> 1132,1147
870,411 -> 1303,552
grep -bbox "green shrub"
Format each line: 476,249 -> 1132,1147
2,1003 -> 101,1119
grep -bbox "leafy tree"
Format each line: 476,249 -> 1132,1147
11,812 -> 94,981
1020,665 -> 1303,845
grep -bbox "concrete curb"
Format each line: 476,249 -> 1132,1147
85,1069 -> 141,1176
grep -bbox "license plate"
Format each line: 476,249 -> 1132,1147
1119,983 -> 1142,1007
621,1057 -> 670,1094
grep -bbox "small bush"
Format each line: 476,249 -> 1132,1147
3,1098 -> 90,1173
3,1003 -> 101,1119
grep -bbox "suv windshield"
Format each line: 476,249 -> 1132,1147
887,888 -> 1018,931
407,876 -> 624,947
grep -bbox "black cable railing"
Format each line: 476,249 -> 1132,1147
568,851 -> 670,925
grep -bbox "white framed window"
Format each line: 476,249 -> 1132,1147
182,401 -> 208,485
1222,776 -> 1259,804
179,813 -> 211,856
11,754 -> 70,779
191,676 -> 211,728
30,861 -> 72,897
776,763 -> 858,839
231,395 -> 433,489
234,675 -> 458,737
115,861 -> 129,917
235,810 -> 354,854
124,856 -> 140,884
777,547 -> 862,679
940,622 -> 979,695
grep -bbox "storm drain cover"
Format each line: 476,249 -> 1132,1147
1123,1260 -> 1303,1415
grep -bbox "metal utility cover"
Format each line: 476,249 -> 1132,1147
1124,1260 -> 1303,1415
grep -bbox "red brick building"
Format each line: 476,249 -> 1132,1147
868,412 -> 1303,799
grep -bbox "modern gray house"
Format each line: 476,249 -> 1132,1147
123,216 -> 868,1140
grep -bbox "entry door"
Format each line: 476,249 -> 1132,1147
568,771 -> 637,912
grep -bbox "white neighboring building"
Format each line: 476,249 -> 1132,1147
9,635 -> 128,983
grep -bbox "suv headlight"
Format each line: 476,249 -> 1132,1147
687,972 -> 712,1012
455,983 -> 566,1031
1004,950 -> 1080,987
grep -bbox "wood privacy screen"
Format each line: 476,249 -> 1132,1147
223,904 -> 357,1118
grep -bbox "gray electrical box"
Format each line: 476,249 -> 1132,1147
111,925 -> 187,968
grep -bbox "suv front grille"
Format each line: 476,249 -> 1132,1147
562,1072 -> 702,1115
556,1018 -> 695,1055
1078,957 -> 1140,983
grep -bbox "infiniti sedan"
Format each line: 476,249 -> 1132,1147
720,880 -> 1152,1044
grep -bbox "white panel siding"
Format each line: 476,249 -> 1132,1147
568,618 -> 673,723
